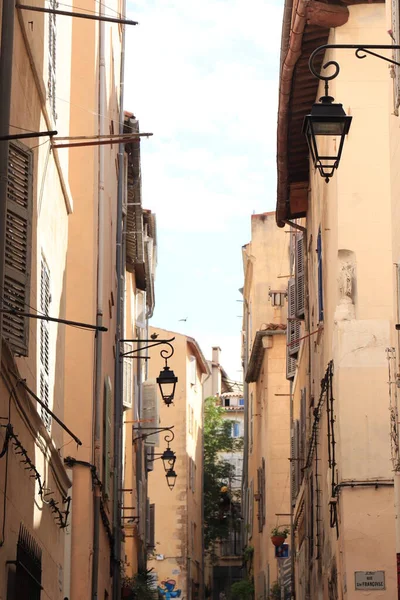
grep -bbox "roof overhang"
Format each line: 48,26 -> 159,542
275,0 -> 384,226
245,327 -> 286,383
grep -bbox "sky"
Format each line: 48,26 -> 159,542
124,0 -> 284,380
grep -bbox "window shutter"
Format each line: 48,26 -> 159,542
317,228 -> 324,322
249,480 -> 254,539
103,376 -> 113,497
287,279 -> 298,380
295,233 -> 305,318
189,355 -> 197,385
300,389 -> 307,484
4,142 -> 33,356
290,426 -> 296,507
392,0 -> 400,113
148,503 -> 155,549
48,0 -> 57,121
122,342 -> 133,409
291,420 -> 300,505
142,380 -> 159,446
40,258 -> 51,430
261,458 -> 266,528
146,446 -> 154,472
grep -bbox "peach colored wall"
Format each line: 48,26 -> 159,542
63,0 -> 122,595
243,213 -> 291,597
292,5 -> 397,599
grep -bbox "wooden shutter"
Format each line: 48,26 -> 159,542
40,258 -> 51,430
122,342 -> 133,409
286,279 -> 298,380
392,0 -> 400,113
103,376 -> 113,497
48,0 -> 57,121
295,233 -> 305,318
249,480 -> 254,539
300,389 -> 307,484
291,421 -> 300,505
317,228 -> 324,322
142,380 -> 159,446
148,503 -> 155,549
4,142 -> 33,356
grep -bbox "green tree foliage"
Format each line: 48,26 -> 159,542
230,578 -> 255,600
203,396 -> 242,553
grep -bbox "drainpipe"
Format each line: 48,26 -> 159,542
92,5 -> 106,599
112,5 -> 127,597
0,0 -> 15,343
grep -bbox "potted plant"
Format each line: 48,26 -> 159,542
270,526 -> 289,547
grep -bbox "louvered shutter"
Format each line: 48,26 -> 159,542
148,503 -> 155,549
142,380 -> 159,446
392,0 -> 400,112
40,259 -> 51,430
248,481 -> 254,539
295,419 -> 301,494
317,229 -> 324,322
122,342 -> 133,409
290,426 -> 296,506
4,142 -> 33,356
288,279 -> 300,356
103,376 -> 113,497
286,279 -> 298,380
295,233 -> 305,318
300,389 -> 307,484
261,458 -> 266,527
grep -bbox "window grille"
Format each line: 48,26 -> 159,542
14,523 -> 42,600
4,142 -> 33,355
40,257 -> 51,430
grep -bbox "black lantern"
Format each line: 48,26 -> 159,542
303,94 -> 352,182
157,365 -> 178,407
161,447 -> 176,472
165,467 -> 177,490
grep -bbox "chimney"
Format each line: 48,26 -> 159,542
212,346 -> 221,365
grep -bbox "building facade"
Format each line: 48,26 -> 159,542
276,0 -> 399,597
241,213 -> 291,599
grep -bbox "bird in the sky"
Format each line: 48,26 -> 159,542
178,317 -> 188,322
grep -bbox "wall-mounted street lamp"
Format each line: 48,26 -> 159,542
133,426 -> 177,490
120,336 -> 178,406
304,44 -> 400,182
165,467 -> 178,491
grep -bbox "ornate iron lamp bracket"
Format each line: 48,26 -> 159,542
119,337 -> 175,362
132,425 -> 175,445
309,44 -> 400,93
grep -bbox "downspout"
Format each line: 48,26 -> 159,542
0,0 -> 15,343
92,4 -> 106,599
112,6 -> 127,598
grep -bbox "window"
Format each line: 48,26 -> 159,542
189,457 -> 196,493
40,257 -> 51,430
239,398 -> 244,407
48,0 -> 57,121
317,228 -> 324,322
147,503 -> 155,549
103,376 -> 113,497
224,397 -> 230,407
188,406 -> 194,435
232,422 -> 240,438
135,290 -> 146,329
250,392 -> 254,452
3,142 -> 33,356
256,458 -> 266,532
122,342 -> 133,409
189,355 -> 197,385
14,524 -> 42,600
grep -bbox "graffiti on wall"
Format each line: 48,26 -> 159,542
158,579 -> 182,599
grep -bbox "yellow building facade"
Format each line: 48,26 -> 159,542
276,0 -> 400,597
241,213 -> 291,599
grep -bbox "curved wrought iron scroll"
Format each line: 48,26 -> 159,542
309,44 -> 400,93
